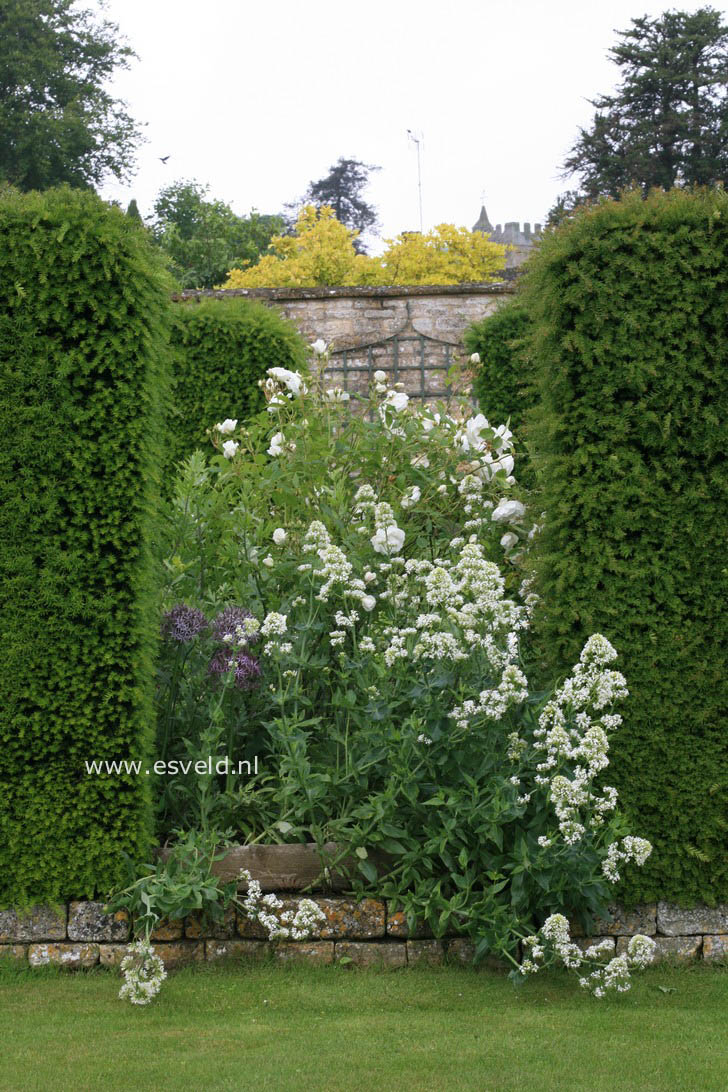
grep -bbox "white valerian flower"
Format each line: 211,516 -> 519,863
361,594 -> 376,611
267,432 -> 285,457
469,352 -> 481,364
215,418 -> 238,434
222,440 -> 239,459
373,369 -> 387,383
272,528 -> 287,545
491,498 -> 526,523
500,532 -> 518,550
324,387 -> 350,402
311,339 -> 328,355
371,525 -> 405,555
261,612 -> 288,636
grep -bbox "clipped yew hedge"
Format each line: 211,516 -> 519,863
523,189 -> 728,905
0,187 -> 170,903
168,298 -> 307,466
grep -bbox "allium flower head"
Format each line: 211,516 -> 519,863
211,606 -> 259,644
207,648 -> 262,690
161,605 -> 207,643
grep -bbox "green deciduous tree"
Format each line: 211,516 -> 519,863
151,180 -> 284,289
289,157 -> 380,251
553,7 -> 728,216
0,0 -> 141,190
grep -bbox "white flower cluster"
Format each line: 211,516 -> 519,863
523,634 -> 631,844
119,939 -> 167,1005
239,870 -> 326,941
260,611 -> 291,656
602,836 -> 653,883
522,914 -> 656,997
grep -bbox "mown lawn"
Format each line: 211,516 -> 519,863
1,958 -> 726,1091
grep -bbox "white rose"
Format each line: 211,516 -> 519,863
361,595 -> 376,611
493,423 -> 514,449
459,413 -> 490,453
401,485 -> 421,508
469,352 -> 481,364
373,370 -> 387,383
266,393 -> 288,413
492,499 -> 526,523
273,528 -> 287,545
411,454 -> 429,469
262,555 -> 274,567
364,571 -> 376,583
215,418 -> 238,434
371,525 -> 405,555
385,391 -> 409,412
267,367 -> 307,395
267,432 -> 285,457
311,339 -> 328,355
222,440 -> 239,459
421,412 -> 440,434
500,532 -> 518,550
375,382 -> 387,394
324,388 -> 350,402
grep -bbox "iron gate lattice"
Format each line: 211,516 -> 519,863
323,330 -> 468,405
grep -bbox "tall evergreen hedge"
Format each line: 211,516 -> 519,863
169,299 -> 307,466
0,188 -> 170,903
523,189 -> 728,905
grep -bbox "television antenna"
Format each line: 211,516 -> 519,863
406,129 -> 424,233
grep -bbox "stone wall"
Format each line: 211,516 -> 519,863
1,900 -> 726,970
174,282 -> 517,403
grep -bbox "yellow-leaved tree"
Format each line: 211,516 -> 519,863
222,207 -> 507,287
378,224 -> 506,285
222,205 -> 379,288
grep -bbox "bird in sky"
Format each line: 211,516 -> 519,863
159,156 -> 170,164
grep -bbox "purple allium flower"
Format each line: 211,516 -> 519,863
210,606 -> 259,644
207,648 -> 262,691
161,605 -> 207,643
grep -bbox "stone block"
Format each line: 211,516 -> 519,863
0,904 -> 66,942
589,904 -> 657,937
702,935 -> 728,962
335,942 -> 406,968
317,898 -> 385,939
151,943 -> 204,967
446,938 -> 510,971
574,936 -> 616,956
273,942 -> 334,965
28,943 -> 99,969
185,907 -> 236,940
0,944 -> 27,963
205,940 -> 268,963
386,910 -> 433,939
657,903 -> 728,936
68,902 -> 129,942
149,919 -> 183,941
99,945 -> 129,968
617,936 -> 701,962
406,940 -> 444,966
238,897 -> 385,941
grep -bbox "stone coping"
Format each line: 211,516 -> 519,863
172,277 -> 519,304
1,899 -> 726,969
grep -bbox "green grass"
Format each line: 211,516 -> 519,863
1,959 -> 726,1091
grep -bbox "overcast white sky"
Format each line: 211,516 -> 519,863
99,0 -> 728,250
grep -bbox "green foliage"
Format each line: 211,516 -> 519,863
0,186 -> 171,903
168,299 -> 307,467
152,180 -> 284,289
465,301 -> 534,440
556,7 -> 728,213
0,1 -> 141,190
522,187 -> 728,905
